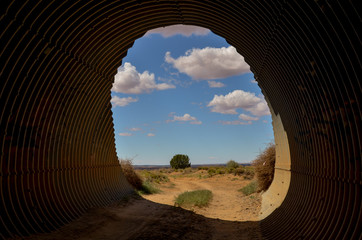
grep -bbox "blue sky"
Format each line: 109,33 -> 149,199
111,25 -> 274,165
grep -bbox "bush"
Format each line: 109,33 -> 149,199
181,167 -> 194,174
175,190 -> 213,208
239,181 -> 258,196
207,168 -> 216,177
120,159 -> 143,190
226,160 -> 239,169
216,169 -> 226,175
252,143 -> 276,191
142,170 -> 169,184
139,181 -> 161,194
233,167 -> 245,176
170,154 -> 191,169
198,166 -> 209,170
243,168 -> 255,180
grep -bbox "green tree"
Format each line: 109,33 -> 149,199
226,160 -> 239,169
170,154 -> 191,169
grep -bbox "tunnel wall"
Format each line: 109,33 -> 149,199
259,101 -> 291,219
0,1 -> 360,239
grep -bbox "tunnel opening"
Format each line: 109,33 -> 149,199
0,1 -> 360,239
110,24 -> 288,221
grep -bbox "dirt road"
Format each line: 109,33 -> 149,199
143,172 -> 261,222
25,171 -> 264,239
25,195 -> 263,240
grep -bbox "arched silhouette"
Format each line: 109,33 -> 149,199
0,1 -> 360,239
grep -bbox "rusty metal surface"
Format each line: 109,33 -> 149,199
0,1 -> 360,239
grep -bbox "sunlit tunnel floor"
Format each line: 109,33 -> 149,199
24,194 -> 263,240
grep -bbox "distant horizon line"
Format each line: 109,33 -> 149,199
133,163 -> 252,169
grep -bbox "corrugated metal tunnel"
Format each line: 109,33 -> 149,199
0,1 -> 360,239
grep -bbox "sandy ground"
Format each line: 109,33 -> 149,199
25,171 -> 264,240
144,171 -> 261,222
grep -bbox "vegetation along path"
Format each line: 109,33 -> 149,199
25,168 -> 264,239
143,169 -> 262,222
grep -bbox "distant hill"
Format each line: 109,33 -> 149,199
134,163 -> 251,170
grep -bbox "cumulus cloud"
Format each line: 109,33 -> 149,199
219,120 -> 252,125
111,96 -> 138,107
208,81 -> 225,88
167,113 -> 202,125
165,46 -> 250,80
147,133 -> 155,137
112,62 -> 175,94
119,132 -> 132,136
146,24 -> 210,37
207,90 -> 270,116
174,114 -> 197,121
239,113 -> 259,121
251,79 -> 258,84
130,128 -> 142,132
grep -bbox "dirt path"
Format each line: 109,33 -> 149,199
25,195 -> 263,240
143,172 -> 261,222
25,171 -> 264,239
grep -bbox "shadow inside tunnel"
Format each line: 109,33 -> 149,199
23,194 -> 264,240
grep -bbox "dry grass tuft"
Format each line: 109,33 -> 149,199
120,159 -> 143,190
238,180 -> 258,196
252,143 -> 276,191
175,190 -> 213,208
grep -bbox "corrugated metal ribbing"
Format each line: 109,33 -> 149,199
0,1 -> 360,239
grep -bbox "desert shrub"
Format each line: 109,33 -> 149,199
120,159 -> 143,190
252,143 -> 276,191
175,190 -> 213,208
233,167 -> 245,176
243,168 -> 255,180
198,166 -> 209,170
142,170 -> 169,184
182,167 -> 193,174
239,180 -> 258,196
170,154 -> 191,169
216,169 -> 226,174
207,168 -> 216,177
166,168 -> 175,174
244,166 -> 255,173
226,160 -> 239,169
226,167 -> 234,174
139,180 -> 161,194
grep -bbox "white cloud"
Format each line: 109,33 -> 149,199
239,113 -> 259,121
219,120 -> 252,125
167,113 -> 202,125
263,120 -> 268,123
165,46 -> 250,80
119,132 -> 132,136
112,62 -> 175,94
147,133 -> 155,137
174,114 -> 197,121
208,81 -> 225,88
207,90 -> 270,116
130,128 -> 142,132
111,96 -> 138,107
146,24 -> 210,38
251,79 -> 257,84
